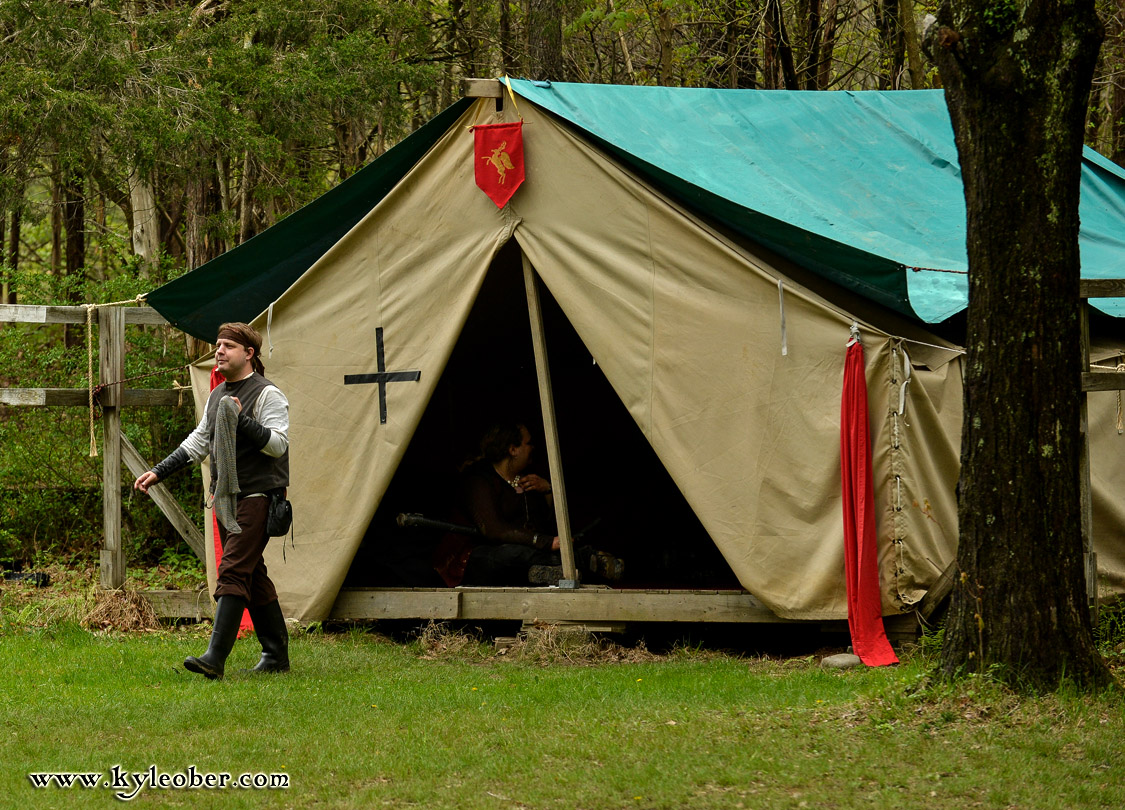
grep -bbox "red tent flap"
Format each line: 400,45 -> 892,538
840,338 -> 898,667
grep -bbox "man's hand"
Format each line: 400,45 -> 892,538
133,471 -> 158,494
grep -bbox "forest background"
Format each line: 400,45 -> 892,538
2,0 -> 1125,580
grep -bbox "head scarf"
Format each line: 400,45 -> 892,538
216,322 -> 265,375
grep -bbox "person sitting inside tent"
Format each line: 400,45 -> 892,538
433,421 -> 623,587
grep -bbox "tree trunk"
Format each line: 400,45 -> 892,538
216,155 -> 231,218
1098,10 -> 1125,168
439,0 -> 454,111
499,0 -> 518,76
874,0 -> 906,89
63,175 -> 85,279
722,0 -> 756,88
656,4 -> 675,85
765,0 -> 799,90
50,169 -> 63,276
0,153 -> 10,301
925,1 -> 1112,691
527,0 -> 564,81
1109,76 -> 1125,167
899,0 -> 925,89
4,203 -> 17,306
92,191 -> 106,283
815,0 -> 839,89
603,0 -> 634,84
2,168 -> 20,304
129,167 -> 160,278
462,0 -> 481,79
62,173 -> 85,348
0,151 -> 5,298
801,0 -> 823,90
186,174 -> 219,272
238,150 -> 254,246
335,120 -> 360,181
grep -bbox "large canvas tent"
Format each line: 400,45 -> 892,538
147,81 -> 1125,623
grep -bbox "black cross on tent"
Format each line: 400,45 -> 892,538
343,327 -> 421,424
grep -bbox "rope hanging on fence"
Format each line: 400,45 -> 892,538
83,294 -> 149,458
1084,359 -> 1125,435
172,380 -> 192,408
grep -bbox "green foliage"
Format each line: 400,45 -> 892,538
979,0 -> 1021,40
124,545 -> 206,591
1095,599 -> 1125,661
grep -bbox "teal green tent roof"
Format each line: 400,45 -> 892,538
147,84 -> 1125,339
509,80 -> 1125,323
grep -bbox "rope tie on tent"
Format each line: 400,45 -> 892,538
502,76 -> 524,120
777,280 -> 788,356
908,265 -> 967,275
1118,362 -> 1125,434
897,336 -> 965,355
898,343 -> 912,425
890,343 -> 900,449
266,302 -> 276,358
82,294 -> 148,457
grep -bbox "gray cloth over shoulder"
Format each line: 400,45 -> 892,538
210,396 -> 242,534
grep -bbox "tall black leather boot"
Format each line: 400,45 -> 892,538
247,600 -> 290,674
184,595 -> 246,680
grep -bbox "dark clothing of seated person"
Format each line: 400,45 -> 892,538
434,423 -> 560,587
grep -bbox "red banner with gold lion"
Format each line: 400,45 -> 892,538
473,122 -> 525,208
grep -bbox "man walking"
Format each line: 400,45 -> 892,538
135,322 -> 290,680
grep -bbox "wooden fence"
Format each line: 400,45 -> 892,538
0,304 -> 203,589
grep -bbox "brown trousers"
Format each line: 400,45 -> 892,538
214,496 -> 278,606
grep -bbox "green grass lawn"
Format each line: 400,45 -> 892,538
1,616 -> 1123,810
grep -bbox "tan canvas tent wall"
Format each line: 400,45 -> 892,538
180,95 -> 1125,623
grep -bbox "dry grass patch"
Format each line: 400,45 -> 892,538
81,588 -> 160,632
414,620 -> 666,665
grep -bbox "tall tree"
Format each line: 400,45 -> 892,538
528,0 -> 565,80
1091,1 -> 1125,166
873,0 -> 907,88
499,0 -> 518,75
764,0 -> 800,88
925,2 -> 1114,690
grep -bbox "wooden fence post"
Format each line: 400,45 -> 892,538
0,304 -> 201,584
99,307 -> 126,589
